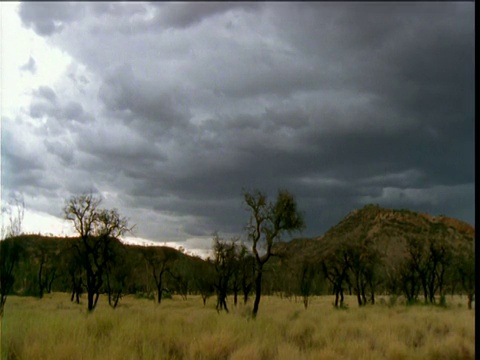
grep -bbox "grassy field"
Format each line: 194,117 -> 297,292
0,293 -> 475,360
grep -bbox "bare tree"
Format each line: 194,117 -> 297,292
212,234 -> 238,313
142,246 -> 176,304
64,193 -> 133,312
0,197 -> 25,316
1,195 -> 25,240
244,189 -> 305,318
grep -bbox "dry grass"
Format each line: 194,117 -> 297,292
0,294 -> 475,359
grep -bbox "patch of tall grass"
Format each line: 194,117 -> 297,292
1,294 -> 474,359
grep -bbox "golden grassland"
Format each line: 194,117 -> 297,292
0,293 -> 475,360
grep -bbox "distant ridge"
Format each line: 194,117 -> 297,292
277,204 -> 474,262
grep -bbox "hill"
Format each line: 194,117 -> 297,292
272,204 -> 474,307
276,204 -> 474,263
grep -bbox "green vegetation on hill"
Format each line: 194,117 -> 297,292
272,204 -> 475,308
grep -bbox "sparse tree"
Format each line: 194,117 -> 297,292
62,245 -> 84,304
244,189 -> 305,318
321,253 -> 350,308
238,244 -> 255,305
192,258 -> 216,306
142,246 -> 176,304
168,256 -> 192,300
454,239 -> 475,309
0,239 -> 23,316
298,260 -> 316,309
212,234 -> 238,313
397,232 -> 453,305
1,195 -> 25,240
35,242 -> 59,298
0,197 -> 25,316
64,193 -> 132,312
343,238 -> 382,306
105,241 -> 130,308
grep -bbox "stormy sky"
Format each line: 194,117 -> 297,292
1,2 -> 475,254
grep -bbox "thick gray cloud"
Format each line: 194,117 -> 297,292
5,2 -> 475,247
18,2 -> 85,36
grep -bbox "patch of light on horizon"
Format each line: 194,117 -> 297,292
1,208 -> 76,238
122,236 -> 211,259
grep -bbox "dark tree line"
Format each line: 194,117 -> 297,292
1,192 -> 475,317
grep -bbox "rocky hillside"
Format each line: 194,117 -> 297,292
275,204 -> 474,264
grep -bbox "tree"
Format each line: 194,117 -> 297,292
454,239 -> 475,309
62,244 -> 84,304
0,239 -> 23,316
0,197 -> 25,316
35,241 -> 59,298
192,258 -> 216,306
343,238 -> 382,306
237,244 -> 255,305
397,231 -> 453,305
212,234 -> 238,313
244,189 -> 305,318
168,255 -> 194,300
320,250 -> 350,308
64,193 -> 132,312
104,240 -> 131,308
1,195 -> 25,240
142,246 -> 176,304
298,260 -> 316,309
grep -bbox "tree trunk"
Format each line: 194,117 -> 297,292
46,270 -> 56,293
361,283 -> 367,305
355,278 -> 362,306
93,292 -> 100,308
467,293 -> 474,310
87,291 -> 95,312
38,260 -> 45,299
303,296 -> 308,309
157,284 -> 163,304
252,268 -> 263,318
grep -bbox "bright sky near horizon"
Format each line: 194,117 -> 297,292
1,2 -> 475,257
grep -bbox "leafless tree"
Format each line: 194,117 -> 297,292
64,193 -> 133,312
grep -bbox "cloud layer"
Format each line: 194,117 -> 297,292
2,2 -> 475,250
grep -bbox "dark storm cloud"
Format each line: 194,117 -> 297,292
43,139 -> 75,166
97,64 -> 191,134
18,2 -> 84,36
9,2 -> 475,244
149,2 -> 261,29
30,86 -> 91,124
